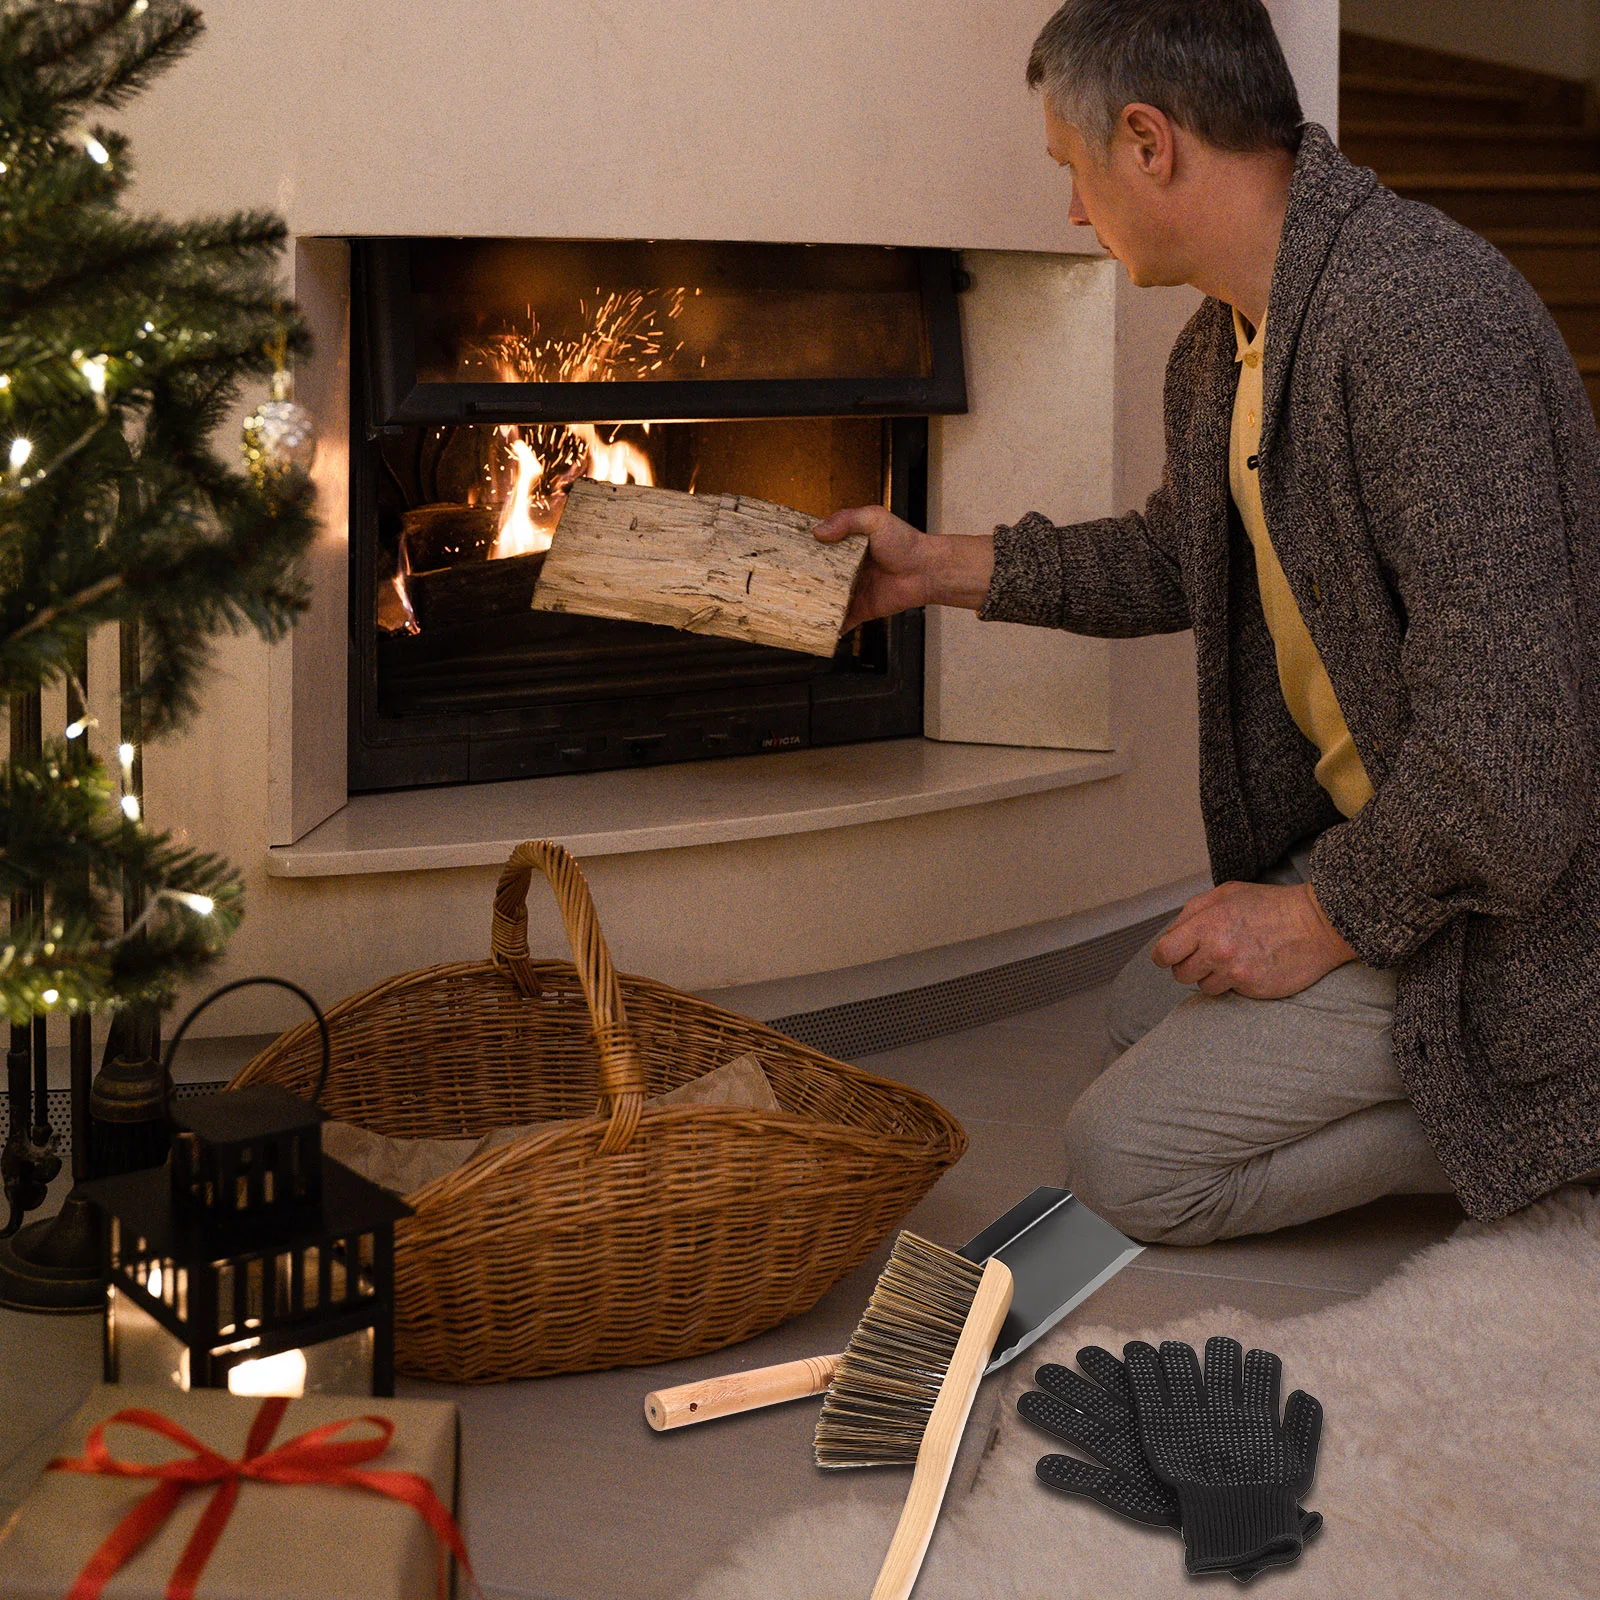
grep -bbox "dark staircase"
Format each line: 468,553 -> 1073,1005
1340,31 -> 1600,424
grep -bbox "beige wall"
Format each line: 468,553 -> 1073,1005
1343,0 -> 1600,83
112,0 -> 1355,1036
113,1 -> 1340,247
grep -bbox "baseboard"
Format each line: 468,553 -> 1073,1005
705,873 -> 1203,1060
761,905 -> 1180,1061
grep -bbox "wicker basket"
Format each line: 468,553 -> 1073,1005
230,840 -> 967,1383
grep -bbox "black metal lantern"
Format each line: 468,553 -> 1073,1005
82,979 -> 410,1397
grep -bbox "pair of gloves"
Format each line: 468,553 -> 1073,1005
1018,1336 -> 1323,1582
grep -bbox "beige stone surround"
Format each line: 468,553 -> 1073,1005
87,1 -> 1337,1037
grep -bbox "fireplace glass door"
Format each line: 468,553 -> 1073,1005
349,239 -> 967,792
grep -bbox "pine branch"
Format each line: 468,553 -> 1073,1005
2,3 -> 201,116
47,8 -> 203,116
0,739 -> 241,1021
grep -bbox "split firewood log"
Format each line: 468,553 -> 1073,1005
530,479 -> 868,657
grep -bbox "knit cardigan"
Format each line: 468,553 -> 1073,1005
980,124 -> 1600,1219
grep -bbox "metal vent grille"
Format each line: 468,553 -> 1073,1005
767,911 -> 1167,1062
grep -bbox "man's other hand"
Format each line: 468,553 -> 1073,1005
1151,880 -> 1357,999
814,507 -> 995,630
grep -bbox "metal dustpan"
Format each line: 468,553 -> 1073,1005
957,1187 -> 1143,1373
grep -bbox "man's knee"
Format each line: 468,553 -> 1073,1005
1063,1083 -> 1180,1243
1062,1070 -> 1235,1247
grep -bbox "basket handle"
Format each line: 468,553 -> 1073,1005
490,839 -> 645,1155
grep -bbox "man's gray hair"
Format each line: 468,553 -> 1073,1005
1027,0 -> 1304,152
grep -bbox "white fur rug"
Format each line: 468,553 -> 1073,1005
687,1189 -> 1600,1600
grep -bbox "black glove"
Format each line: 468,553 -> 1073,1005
1122,1336 -> 1323,1577
1019,1346 -> 1321,1583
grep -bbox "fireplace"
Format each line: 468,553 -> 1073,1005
348,238 -> 968,791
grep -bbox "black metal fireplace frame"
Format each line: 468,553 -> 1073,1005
347,238 -> 967,794
355,239 -> 968,429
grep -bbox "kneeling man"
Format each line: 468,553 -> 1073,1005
817,0 -> 1600,1244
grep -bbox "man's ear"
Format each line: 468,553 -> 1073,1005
1119,103 -> 1176,183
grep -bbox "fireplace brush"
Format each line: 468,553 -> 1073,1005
653,1231 -> 1012,1600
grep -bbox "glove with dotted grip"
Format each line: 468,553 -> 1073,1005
1122,1336 -> 1323,1577
1019,1345 -> 1321,1583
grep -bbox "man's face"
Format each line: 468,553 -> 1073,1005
1043,98 -> 1175,287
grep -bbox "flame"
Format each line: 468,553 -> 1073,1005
492,437 -> 550,559
467,289 -> 682,560
570,423 -> 654,489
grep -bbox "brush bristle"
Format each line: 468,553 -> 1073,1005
813,1230 -> 986,1469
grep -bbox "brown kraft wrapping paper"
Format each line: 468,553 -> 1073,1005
0,1384 -> 460,1600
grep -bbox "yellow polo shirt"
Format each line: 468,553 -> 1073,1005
1231,308 -> 1373,818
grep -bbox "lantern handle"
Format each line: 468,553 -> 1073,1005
160,976 -> 332,1116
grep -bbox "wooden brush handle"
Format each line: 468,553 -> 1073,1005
869,1257 -> 1014,1600
644,1354 -> 843,1431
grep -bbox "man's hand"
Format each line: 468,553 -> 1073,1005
814,506 -> 995,630
1151,880 -> 1357,999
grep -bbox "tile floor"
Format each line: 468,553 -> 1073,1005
0,983 -> 1466,1600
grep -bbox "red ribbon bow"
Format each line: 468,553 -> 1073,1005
48,1396 -> 475,1600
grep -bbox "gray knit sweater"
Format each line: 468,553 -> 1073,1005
980,124 -> 1600,1219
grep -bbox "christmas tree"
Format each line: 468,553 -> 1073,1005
0,0 -> 315,1024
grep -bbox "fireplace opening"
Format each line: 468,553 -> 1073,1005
348,239 -> 967,793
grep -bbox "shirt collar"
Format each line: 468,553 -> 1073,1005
1232,305 -> 1267,364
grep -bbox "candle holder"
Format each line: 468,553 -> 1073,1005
83,978 -> 410,1398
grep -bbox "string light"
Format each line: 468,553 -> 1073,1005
9,437 -> 31,471
79,354 -> 109,396
118,741 -> 135,766
65,718 -> 89,739
121,794 -> 140,821
42,989 -> 59,1005
83,136 -> 110,165
0,374 -> 10,389
166,891 -> 215,916
133,0 -> 150,11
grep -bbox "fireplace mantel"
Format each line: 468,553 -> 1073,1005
266,737 -> 1126,878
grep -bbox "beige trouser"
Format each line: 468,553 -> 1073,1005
1062,853 -> 1455,1246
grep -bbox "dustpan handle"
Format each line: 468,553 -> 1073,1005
491,839 -> 645,1155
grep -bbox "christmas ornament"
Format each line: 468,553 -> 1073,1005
241,362 -> 316,490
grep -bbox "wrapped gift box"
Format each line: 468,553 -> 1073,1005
0,1385 -> 460,1600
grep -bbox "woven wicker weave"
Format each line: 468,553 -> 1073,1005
230,840 -> 967,1383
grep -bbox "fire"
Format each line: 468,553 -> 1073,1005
570,423 -> 654,490
470,288 -> 682,560
489,424 -> 655,561
492,438 -> 549,559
